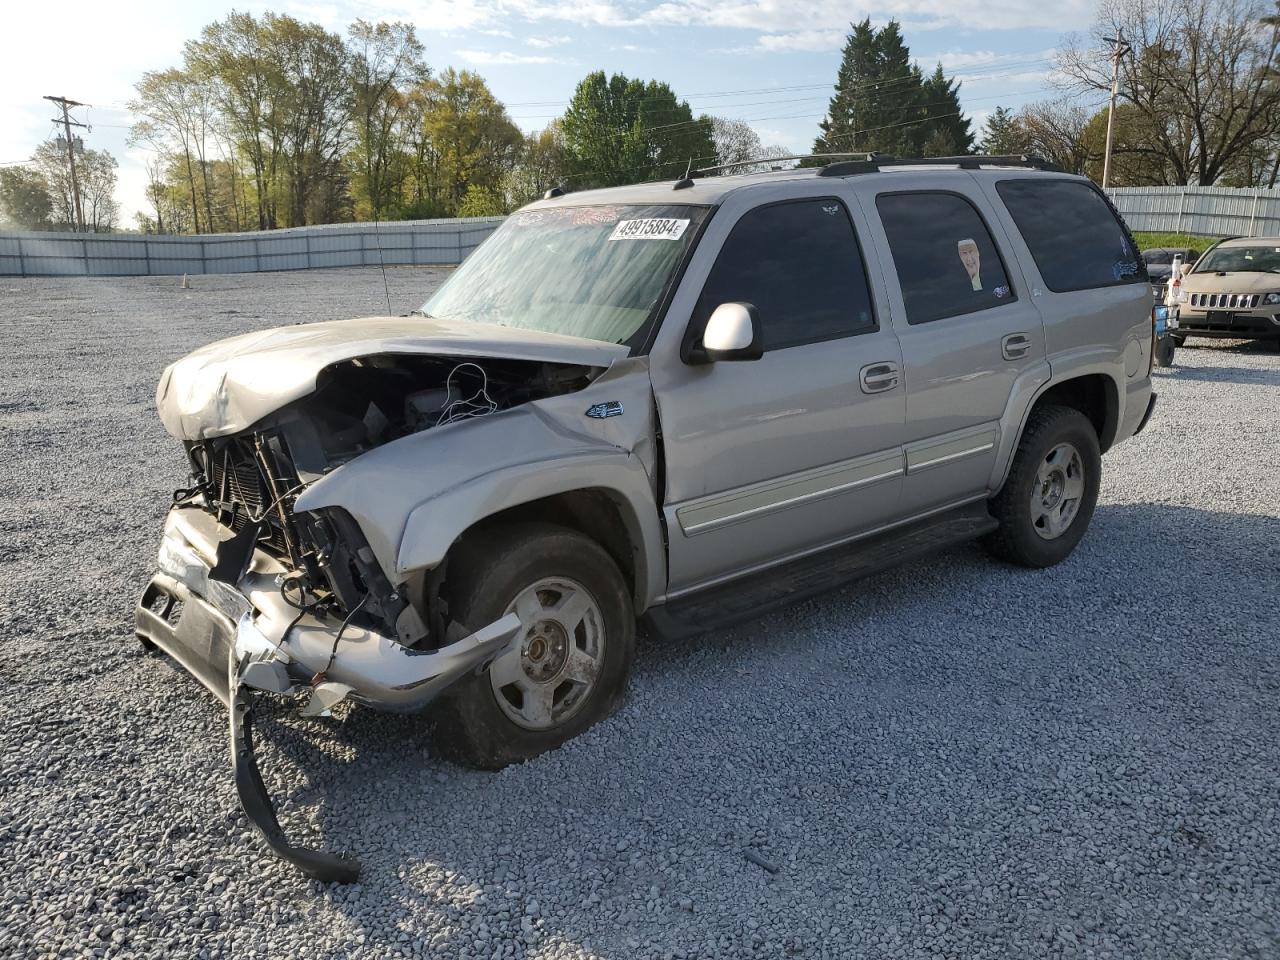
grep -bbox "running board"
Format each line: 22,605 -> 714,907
646,502 -> 998,640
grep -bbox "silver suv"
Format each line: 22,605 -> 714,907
136,155 -> 1158,879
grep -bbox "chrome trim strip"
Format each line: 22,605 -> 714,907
904,426 -> 999,474
910,441 -> 995,472
675,450 -> 904,537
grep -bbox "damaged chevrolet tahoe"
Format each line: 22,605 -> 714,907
137,155 -> 1158,880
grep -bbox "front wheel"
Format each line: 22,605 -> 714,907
983,405 -> 1102,568
428,522 -> 635,770
1155,336 -> 1177,367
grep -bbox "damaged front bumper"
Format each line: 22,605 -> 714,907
135,506 -> 520,881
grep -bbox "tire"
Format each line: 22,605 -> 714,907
1155,336 -> 1176,367
1172,334 -> 1186,347
983,405 -> 1102,568
428,522 -> 635,770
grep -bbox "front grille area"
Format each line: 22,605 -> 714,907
1189,292 -> 1262,309
192,435 -> 298,558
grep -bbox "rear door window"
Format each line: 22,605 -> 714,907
996,179 -> 1143,292
875,191 -> 1016,325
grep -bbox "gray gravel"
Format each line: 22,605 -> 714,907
2,267 -> 1279,959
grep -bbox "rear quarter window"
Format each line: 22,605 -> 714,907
996,179 -> 1143,293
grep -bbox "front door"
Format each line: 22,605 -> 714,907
650,192 -> 906,596
860,180 -> 1049,516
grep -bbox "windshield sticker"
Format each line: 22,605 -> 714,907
958,238 -> 982,291
608,218 -> 690,242
1113,260 -> 1139,280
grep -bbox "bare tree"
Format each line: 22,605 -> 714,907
1058,0 -> 1280,184
1018,98 -> 1095,175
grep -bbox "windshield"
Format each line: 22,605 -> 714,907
1142,249 -> 1172,265
1196,245 -> 1280,274
422,203 -> 711,350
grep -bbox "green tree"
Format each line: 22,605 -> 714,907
811,20 -> 973,160
185,12 -> 288,229
411,69 -> 524,215
129,68 -> 217,233
917,64 -> 973,155
457,183 -> 506,217
0,167 -> 53,229
561,71 -> 716,187
504,123 -> 569,208
348,19 -> 427,220
979,106 -> 1031,155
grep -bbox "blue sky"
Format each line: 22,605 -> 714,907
0,0 -> 1105,225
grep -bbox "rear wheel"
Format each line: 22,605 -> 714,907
428,522 -> 634,770
1155,336 -> 1177,367
983,405 -> 1101,568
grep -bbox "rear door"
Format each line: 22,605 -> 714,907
855,176 -> 1049,516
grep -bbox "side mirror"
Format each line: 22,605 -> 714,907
1180,263 -> 1193,277
697,302 -> 764,363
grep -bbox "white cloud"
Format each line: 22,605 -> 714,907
527,34 -> 571,47
456,49 -> 557,64
931,48 -> 1057,71
756,29 -> 847,52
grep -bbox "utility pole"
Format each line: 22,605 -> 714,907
1101,32 -> 1131,190
44,95 -> 88,232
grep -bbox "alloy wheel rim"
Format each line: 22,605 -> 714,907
1030,442 -> 1085,540
489,576 -> 604,730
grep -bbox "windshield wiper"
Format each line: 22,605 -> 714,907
404,308 -> 431,318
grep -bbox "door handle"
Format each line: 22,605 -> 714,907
1001,333 -> 1032,360
859,362 -> 900,394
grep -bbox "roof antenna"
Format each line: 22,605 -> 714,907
673,157 -> 696,191
372,214 -> 392,316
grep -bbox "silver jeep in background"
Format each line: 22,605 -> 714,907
136,154 -> 1158,880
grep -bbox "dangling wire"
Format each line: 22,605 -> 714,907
436,362 -> 498,426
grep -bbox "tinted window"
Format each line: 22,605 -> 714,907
876,192 -> 1016,324
996,179 -> 1143,292
694,199 -> 875,350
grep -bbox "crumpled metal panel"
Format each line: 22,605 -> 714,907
154,316 -> 629,441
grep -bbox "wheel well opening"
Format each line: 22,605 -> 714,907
463,490 -> 639,598
1033,374 -> 1118,452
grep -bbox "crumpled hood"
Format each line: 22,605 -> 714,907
156,315 -> 629,440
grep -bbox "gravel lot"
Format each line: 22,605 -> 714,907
2,267 -> 1278,960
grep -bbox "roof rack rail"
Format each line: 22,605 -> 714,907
818,154 -> 1061,177
691,153 -> 873,178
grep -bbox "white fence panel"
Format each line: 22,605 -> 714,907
0,216 -> 505,277
1107,187 -> 1280,238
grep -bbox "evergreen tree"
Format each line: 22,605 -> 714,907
979,106 -> 1031,155
810,19 -> 973,160
916,64 -> 973,156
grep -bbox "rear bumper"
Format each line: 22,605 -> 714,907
135,506 -> 521,880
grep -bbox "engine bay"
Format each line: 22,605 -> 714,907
274,353 -> 597,477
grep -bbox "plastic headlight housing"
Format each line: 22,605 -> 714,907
1264,292 -> 1280,305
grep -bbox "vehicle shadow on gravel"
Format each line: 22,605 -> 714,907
1161,364 -> 1279,385
225,501 -> 1279,957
